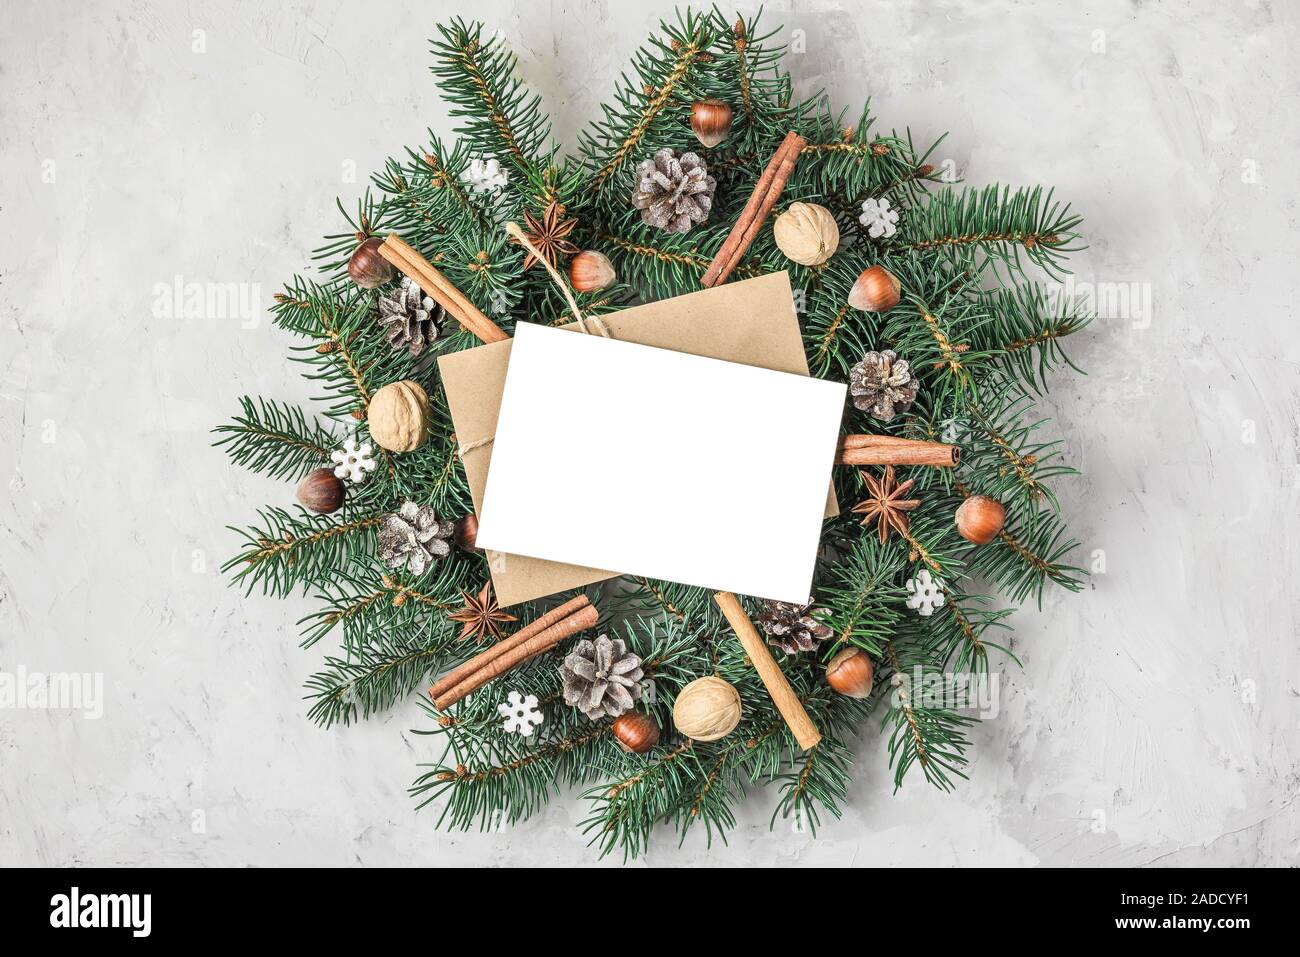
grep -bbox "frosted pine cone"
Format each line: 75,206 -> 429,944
631,148 -> 716,233
377,277 -> 445,357
849,350 -> 919,422
561,635 -> 644,720
377,501 -> 454,576
756,600 -> 833,655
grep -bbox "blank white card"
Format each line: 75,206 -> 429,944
474,323 -> 846,603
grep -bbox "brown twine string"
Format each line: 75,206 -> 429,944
504,220 -> 611,338
457,436 -> 494,459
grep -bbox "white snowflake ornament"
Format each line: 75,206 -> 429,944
498,691 -> 544,737
904,568 -> 946,617
331,437 -> 377,485
859,197 -> 900,239
462,156 -> 509,194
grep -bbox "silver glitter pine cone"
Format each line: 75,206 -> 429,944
377,277 -> 445,356
756,600 -> 833,655
848,349 -> 919,422
376,501 -> 455,576
631,148 -> 716,234
561,635 -> 645,720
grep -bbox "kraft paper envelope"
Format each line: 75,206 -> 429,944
437,270 -> 840,607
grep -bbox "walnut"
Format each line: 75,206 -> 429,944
672,676 -> 742,742
772,202 -> 840,266
367,380 -> 429,452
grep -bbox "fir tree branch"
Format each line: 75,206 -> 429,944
881,641 -> 973,791
978,283 -> 1092,391
728,18 -> 756,126
687,749 -> 730,819
605,739 -> 694,802
996,527 -> 1051,572
429,19 -> 550,170
418,147 -> 486,224
633,577 -> 687,621
212,397 -> 335,481
968,401 -> 1041,497
437,726 -> 610,784
946,600 -> 986,664
375,138 -> 495,235
954,477 -> 1084,602
589,32 -> 708,188
801,137 -> 890,157
307,638 -> 446,728
598,233 -> 714,272
817,535 -> 902,656
413,723 -> 611,831
812,302 -> 851,370
308,584 -> 388,637
919,306 -> 972,383
224,509 -> 384,597
770,737 -> 853,836
900,526 -> 946,578
893,184 -> 1084,279
275,295 -> 374,405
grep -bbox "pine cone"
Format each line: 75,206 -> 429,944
631,148 -> 716,233
377,501 -> 454,576
377,277 -> 445,356
756,601 -> 833,655
849,350 -> 919,422
561,635 -> 644,720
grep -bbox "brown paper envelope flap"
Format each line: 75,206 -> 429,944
437,271 -> 840,606
563,271 -> 810,372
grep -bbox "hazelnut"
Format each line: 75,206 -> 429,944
612,711 -> 661,754
848,265 -> 901,312
825,647 -> 874,698
347,237 -> 395,289
455,513 -> 482,552
296,468 -> 345,514
689,99 -> 733,148
569,250 -> 616,293
955,495 -> 1006,545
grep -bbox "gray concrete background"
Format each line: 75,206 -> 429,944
1,0 -> 1297,866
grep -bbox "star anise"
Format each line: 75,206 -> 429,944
515,200 -> 579,270
448,583 -> 517,643
850,465 -> 922,544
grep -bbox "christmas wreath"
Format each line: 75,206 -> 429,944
217,10 -> 1088,857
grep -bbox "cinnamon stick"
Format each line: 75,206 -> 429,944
429,594 -> 591,700
836,435 -> 960,467
701,131 -> 806,288
714,591 -> 821,750
702,132 -> 800,286
433,603 -> 600,710
713,136 -> 802,281
379,235 -> 508,343
379,236 -> 461,327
